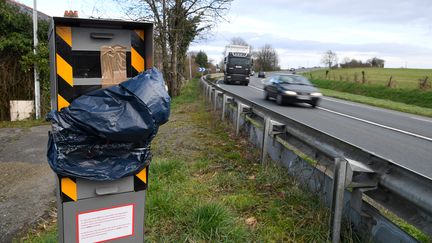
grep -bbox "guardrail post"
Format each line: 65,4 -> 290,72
202,83 -> 208,100
222,95 -> 232,121
235,103 -> 243,136
330,158 -> 348,243
208,86 -> 211,102
260,117 -> 271,164
214,91 -> 221,112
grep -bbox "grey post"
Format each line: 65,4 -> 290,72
209,88 -> 215,103
214,91 -> 221,112
330,158 -> 348,243
235,102 -> 243,136
260,117 -> 271,164
222,94 -> 227,121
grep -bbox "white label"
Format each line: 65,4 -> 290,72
77,204 -> 134,243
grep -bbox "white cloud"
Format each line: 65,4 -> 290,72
19,0 -> 432,68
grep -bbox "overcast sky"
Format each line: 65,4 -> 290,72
19,0 -> 432,69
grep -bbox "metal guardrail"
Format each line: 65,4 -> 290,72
200,76 -> 432,242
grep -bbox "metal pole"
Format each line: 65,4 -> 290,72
33,0 -> 40,119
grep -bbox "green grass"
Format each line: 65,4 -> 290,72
304,68 -> 432,115
320,88 -> 432,118
309,78 -> 432,109
20,78 -> 358,242
307,67 -> 432,89
0,119 -> 49,128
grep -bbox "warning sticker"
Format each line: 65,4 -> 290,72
77,204 -> 134,243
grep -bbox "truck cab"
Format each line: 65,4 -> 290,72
223,45 -> 252,86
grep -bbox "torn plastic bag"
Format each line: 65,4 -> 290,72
47,68 -> 170,181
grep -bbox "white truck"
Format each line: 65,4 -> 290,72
224,45 -> 253,85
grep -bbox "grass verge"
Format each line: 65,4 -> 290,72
320,88 -> 432,118
309,78 -> 432,110
307,68 -> 432,90
20,78 -> 358,242
0,119 -> 49,128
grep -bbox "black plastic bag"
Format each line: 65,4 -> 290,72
47,68 -> 170,181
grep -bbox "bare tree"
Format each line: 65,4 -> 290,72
321,50 -> 338,69
367,57 -> 385,68
120,0 -> 233,97
230,37 -> 248,46
255,44 -> 279,71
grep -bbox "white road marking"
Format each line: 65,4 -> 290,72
321,97 -> 384,112
249,85 -> 263,92
318,107 -> 432,142
410,116 -> 432,123
227,83 -> 432,142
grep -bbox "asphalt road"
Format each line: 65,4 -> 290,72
216,75 -> 432,180
0,125 -> 55,242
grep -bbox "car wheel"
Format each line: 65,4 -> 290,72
276,94 -> 284,105
264,90 -> 269,100
310,101 -> 318,108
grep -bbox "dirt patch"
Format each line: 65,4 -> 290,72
0,162 -> 55,242
0,125 -> 55,242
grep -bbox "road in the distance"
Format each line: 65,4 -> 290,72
216,76 -> 432,180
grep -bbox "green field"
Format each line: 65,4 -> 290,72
303,68 -> 432,113
306,68 -> 432,90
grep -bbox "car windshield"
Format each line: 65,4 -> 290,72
229,57 -> 250,65
278,75 -> 311,85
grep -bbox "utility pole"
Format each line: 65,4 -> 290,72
33,0 -> 41,119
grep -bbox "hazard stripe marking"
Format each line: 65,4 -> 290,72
135,30 -> 144,40
57,94 -> 70,110
61,177 -> 77,201
131,47 -> 144,73
56,26 -> 72,47
56,54 -> 73,87
136,167 -> 147,184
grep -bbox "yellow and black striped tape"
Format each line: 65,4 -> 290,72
55,27 -> 146,110
131,29 -> 145,76
134,166 -> 148,191
60,176 -> 77,202
55,26 -> 74,111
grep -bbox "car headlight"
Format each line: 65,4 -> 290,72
310,92 -> 322,97
284,90 -> 297,95
246,76 -> 250,79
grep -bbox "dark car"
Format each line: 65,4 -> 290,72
263,74 -> 322,107
258,71 -> 266,78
